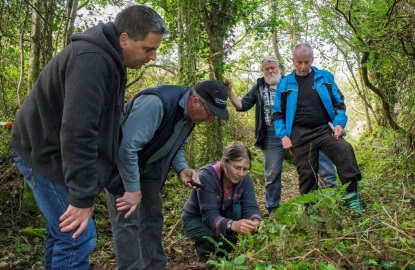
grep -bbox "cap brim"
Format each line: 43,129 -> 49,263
208,104 -> 229,121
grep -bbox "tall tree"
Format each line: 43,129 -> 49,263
151,0 -> 264,164
28,0 -> 42,88
332,0 -> 414,139
268,0 -> 283,61
306,0 -> 415,147
196,0 -> 240,161
62,0 -> 80,47
195,0 -> 264,162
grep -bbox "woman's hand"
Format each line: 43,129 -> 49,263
231,219 -> 260,234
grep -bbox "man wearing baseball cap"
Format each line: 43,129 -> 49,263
194,80 -> 229,121
105,80 -> 229,269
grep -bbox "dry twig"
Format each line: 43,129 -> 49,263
166,218 -> 181,239
381,221 -> 415,242
334,248 -> 355,269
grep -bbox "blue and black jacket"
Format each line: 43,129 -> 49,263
272,66 -> 347,139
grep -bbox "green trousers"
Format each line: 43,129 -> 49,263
182,203 -> 242,255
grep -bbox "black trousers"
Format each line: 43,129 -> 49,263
291,125 -> 361,195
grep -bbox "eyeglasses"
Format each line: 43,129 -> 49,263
200,100 -> 216,120
228,163 -> 250,174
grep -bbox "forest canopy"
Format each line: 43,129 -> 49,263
1,0 -> 414,151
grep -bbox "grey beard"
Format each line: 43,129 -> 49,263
265,73 -> 281,85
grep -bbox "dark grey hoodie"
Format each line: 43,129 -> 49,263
11,22 -> 126,208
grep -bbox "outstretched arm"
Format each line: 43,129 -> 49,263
179,169 -> 200,188
224,79 -> 242,110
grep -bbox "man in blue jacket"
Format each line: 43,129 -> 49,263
10,5 -> 168,269
272,43 -> 364,214
106,80 -> 229,269
227,56 -> 338,215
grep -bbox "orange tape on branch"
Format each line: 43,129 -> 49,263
0,122 -> 13,126
209,44 -> 230,80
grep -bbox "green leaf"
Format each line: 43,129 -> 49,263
309,215 -> 325,222
234,255 -> 246,265
380,261 -> 396,268
367,258 -> 378,265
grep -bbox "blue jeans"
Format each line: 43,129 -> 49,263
262,129 -> 337,210
262,128 -> 284,210
106,163 -> 166,270
318,152 -> 338,188
12,149 -> 96,270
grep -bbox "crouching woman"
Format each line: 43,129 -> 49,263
181,142 -> 262,257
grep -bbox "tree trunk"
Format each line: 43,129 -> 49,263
196,0 -> 235,162
268,0 -> 283,71
17,6 -> 29,105
28,0 -> 41,89
62,0 -> 79,47
361,51 -> 399,130
41,0 -> 55,65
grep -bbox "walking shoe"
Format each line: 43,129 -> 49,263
347,197 -> 365,216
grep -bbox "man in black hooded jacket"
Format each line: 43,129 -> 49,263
10,5 -> 168,269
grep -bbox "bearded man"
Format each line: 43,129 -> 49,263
227,56 -> 337,215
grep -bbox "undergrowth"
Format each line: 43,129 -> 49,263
1,127 -> 414,269
206,128 -> 415,269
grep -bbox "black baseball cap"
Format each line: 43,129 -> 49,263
194,80 -> 229,120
